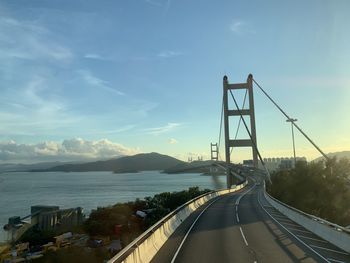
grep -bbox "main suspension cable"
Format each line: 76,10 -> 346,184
252,78 -> 329,161
217,97 -> 224,161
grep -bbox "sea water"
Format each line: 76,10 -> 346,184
0,171 -> 226,242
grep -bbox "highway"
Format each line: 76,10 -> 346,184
151,177 -> 350,263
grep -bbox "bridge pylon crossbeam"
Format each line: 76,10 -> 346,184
223,74 -> 258,188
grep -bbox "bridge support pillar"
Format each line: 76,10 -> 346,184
223,74 -> 258,188
210,143 -> 218,161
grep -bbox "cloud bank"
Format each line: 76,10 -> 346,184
168,138 -> 178,144
0,138 -> 139,163
144,123 -> 182,135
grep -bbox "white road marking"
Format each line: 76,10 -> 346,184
234,183 -> 257,248
310,245 -> 350,256
170,197 -> 222,263
263,205 -> 273,208
272,217 -> 297,224
279,220 -> 302,227
235,195 -> 243,205
267,212 -> 288,218
257,190 -> 331,263
327,258 -> 347,263
239,226 -> 249,246
235,184 -> 255,206
234,183 -> 255,226
296,234 -> 328,244
287,227 -> 313,234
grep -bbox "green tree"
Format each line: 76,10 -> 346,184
267,158 -> 350,226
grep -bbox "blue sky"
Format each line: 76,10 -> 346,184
0,0 -> 349,163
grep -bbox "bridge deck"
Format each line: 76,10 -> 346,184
152,178 -> 350,263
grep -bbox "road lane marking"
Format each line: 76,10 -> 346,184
310,245 -> 350,256
234,183 -> 256,226
271,217 -> 300,225
296,234 -> 328,244
257,190 -> 331,263
239,226 -> 248,246
235,184 -> 255,206
170,197 -> 222,263
327,258 -> 347,263
267,212 -> 288,218
286,227 -> 313,234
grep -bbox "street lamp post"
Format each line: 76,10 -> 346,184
286,118 -> 297,167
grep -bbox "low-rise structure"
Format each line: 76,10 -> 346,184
243,157 -> 307,172
31,205 -> 84,232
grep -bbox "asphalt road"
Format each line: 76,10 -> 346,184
151,177 -> 350,263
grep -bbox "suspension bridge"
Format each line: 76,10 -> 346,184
109,75 -> 350,263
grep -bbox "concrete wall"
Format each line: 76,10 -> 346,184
108,182 -> 248,263
264,191 -> 350,253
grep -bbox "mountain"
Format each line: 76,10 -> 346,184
0,161 -> 74,173
33,152 -> 185,173
313,151 -> 350,163
164,160 -> 223,174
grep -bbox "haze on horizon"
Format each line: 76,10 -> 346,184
0,0 -> 349,164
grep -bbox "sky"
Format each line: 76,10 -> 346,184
0,0 -> 349,163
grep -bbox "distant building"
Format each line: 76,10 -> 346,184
279,159 -> 294,170
4,205 -> 84,243
243,160 -> 254,166
31,205 -> 84,232
261,157 -> 307,172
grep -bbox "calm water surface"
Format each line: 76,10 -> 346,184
0,171 -> 225,242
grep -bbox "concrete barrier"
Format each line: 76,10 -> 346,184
264,190 -> 350,253
108,181 -> 248,263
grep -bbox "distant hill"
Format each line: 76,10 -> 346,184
0,161 -> 74,173
313,151 -> 350,163
33,152 -> 185,173
164,160 -> 223,174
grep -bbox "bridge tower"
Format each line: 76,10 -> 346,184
210,143 -> 218,161
223,74 -> 258,188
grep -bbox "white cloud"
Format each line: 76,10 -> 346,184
0,74 -> 81,137
144,0 -> 172,12
24,76 -> 64,112
144,123 -> 182,135
229,20 -> 255,34
157,50 -> 183,58
78,70 -> 125,96
84,53 -> 108,60
230,20 -> 245,33
168,138 -> 178,144
0,16 -> 73,62
0,138 -> 139,163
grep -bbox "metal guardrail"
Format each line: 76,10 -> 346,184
264,191 -> 350,235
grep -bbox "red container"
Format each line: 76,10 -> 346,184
114,224 -> 122,237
